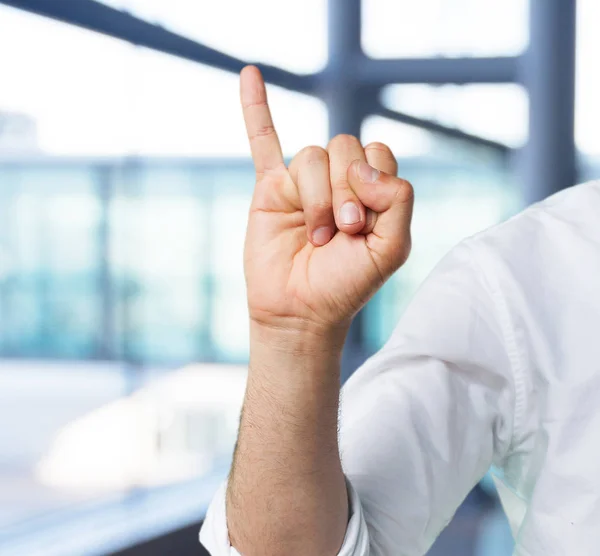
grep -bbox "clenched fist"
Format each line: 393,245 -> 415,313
242,66 -> 414,336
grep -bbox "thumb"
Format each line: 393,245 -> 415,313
347,159 -> 414,270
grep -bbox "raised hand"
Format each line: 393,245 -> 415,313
241,66 -> 414,335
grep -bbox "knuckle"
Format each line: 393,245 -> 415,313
333,177 -> 352,192
309,200 -> 333,215
365,142 -> 393,157
365,142 -> 398,175
398,237 -> 412,267
393,178 -> 414,204
328,133 -> 360,152
250,124 -> 276,140
299,145 -> 328,165
242,99 -> 268,110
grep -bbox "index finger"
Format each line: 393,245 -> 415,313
240,66 -> 284,177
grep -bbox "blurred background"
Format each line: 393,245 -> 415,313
0,0 -> 596,554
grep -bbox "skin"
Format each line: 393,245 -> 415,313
226,65 -> 414,556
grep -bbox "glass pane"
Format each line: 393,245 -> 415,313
0,5 -> 136,156
576,0 -> 600,157
0,5 -> 328,157
381,84 -> 529,148
363,0 -> 529,58
0,167 -> 103,358
98,0 -> 328,74
110,166 -> 210,364
210,169 -> 254,361
125,49 -> 327,158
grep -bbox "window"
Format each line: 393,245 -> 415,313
98,0 -> 328,74
0,167 -> 103,358
381,84 -> 528,148
0,5 -> 328,157
0,2 -> 525,553
362,0 -> 529,58
576,0 -> 600,166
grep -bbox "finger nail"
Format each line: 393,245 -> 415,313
312,226 -> 333,246
340,202 -> 361,225
358,161 -> 380,183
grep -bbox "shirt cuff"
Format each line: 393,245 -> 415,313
199,477 -> 369,555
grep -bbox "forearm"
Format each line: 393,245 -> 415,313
226,323 -> 349,556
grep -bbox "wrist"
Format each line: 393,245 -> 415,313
249,318 -> 349,358
246,320 -> 345,426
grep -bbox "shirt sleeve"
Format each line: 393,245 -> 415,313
200,476 -> 370,555
338,241 -> 516,555
200,241 -> 517,555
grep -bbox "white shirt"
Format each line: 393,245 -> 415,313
200,181 -> 600,556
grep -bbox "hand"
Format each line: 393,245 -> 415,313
241,66 -> 414,335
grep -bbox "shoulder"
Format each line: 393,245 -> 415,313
472,179 -> 600,246
464,180 -> 600,277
